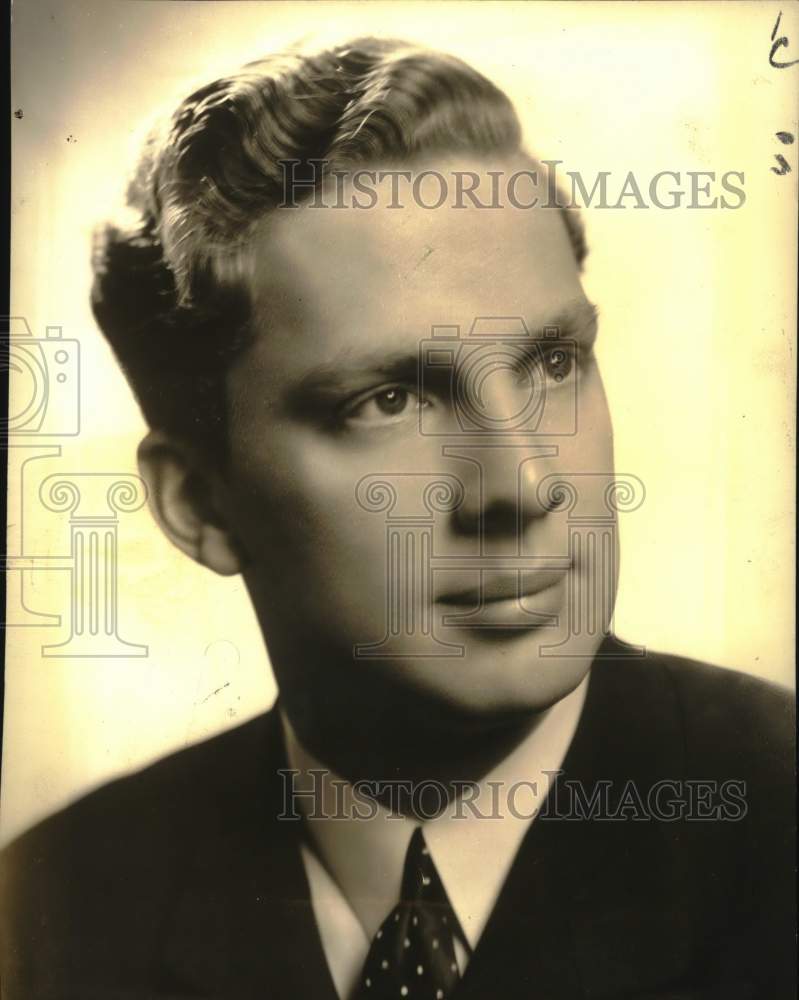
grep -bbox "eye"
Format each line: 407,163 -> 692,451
343,385 -> 424,425
541,343 -> 575,383
372,387 -> 411,416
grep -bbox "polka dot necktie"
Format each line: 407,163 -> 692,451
355,827 -> 461,1000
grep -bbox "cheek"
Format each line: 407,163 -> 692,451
223,428 -> 382,571
543,367 -> 614,479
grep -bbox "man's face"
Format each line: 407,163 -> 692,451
218,157 -> 615,753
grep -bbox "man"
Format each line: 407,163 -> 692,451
1,37 -> 794,999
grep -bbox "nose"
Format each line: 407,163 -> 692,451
446,369 -> 558,539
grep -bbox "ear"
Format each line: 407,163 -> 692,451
137,430 -> 243,576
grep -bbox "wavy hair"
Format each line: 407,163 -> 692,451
91,37 -> 586,448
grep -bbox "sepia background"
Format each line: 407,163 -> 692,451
3,0 -> 796,845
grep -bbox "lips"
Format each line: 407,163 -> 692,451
437,567 -> 567,607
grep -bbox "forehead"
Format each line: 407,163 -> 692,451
242,158 -> 585,378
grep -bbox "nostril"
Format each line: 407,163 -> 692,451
474,499 -> 523,538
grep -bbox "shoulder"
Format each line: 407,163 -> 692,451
554,643 -> 796,995
2,708 -> 276,862
645,644 -> 793,776
583,638 -> 795,803
630,646 -> 795,987
598,637 -> 793,750
0,710 -> 279,989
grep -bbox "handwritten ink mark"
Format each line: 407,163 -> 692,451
772,131 -> 795,174
201,681 -> 231,704
771,154 -> 791,175
414,245 -> 435,270
770,10 -> 799,68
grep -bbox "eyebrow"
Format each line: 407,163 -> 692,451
286,297 -> 600,407
535,299 -> 599,343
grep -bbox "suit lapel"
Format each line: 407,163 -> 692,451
457,637 -> 691,1000
561,638 -> 693,998
158,709 -> 339,999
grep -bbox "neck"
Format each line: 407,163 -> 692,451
279,676 -> 589,820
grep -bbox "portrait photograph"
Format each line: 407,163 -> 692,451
1,2 -> 796,998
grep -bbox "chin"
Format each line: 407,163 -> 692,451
382,641 -> 595,727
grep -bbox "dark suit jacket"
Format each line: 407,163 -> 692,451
1,637 -> 795,999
